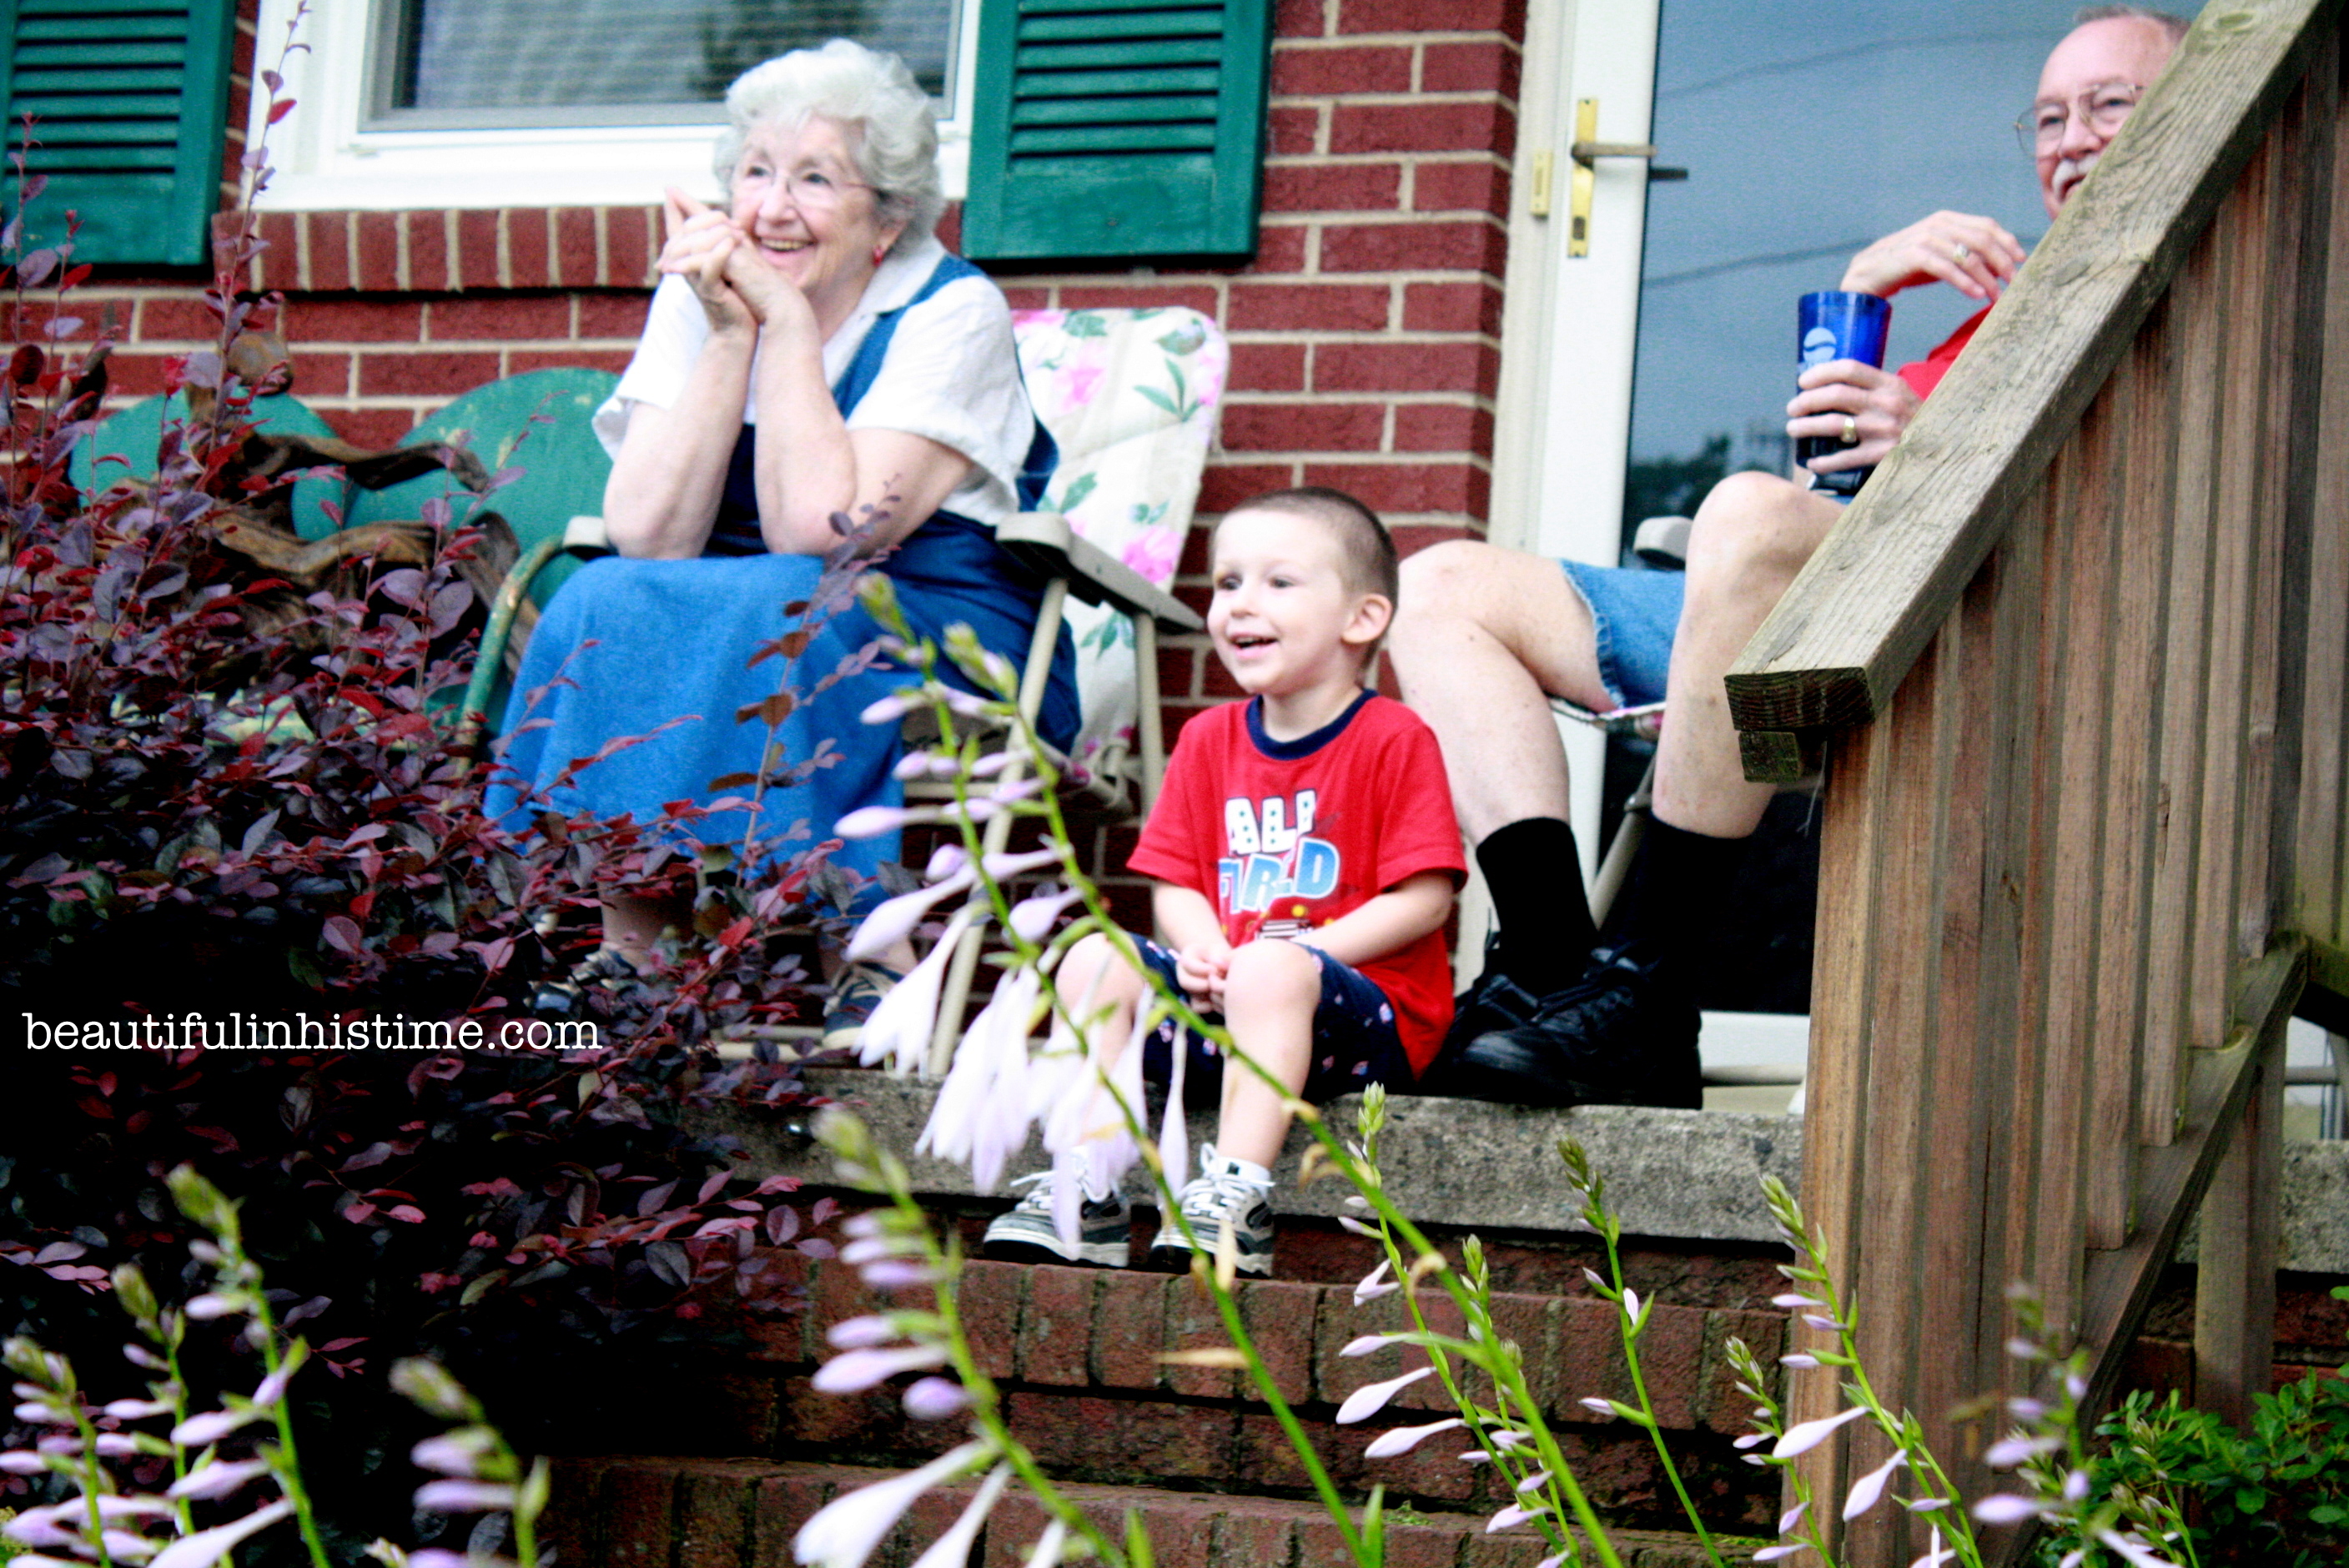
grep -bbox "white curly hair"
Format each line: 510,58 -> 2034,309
712,39 -> 944,254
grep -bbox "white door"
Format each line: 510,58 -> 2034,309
1485,0 -> 2065,1093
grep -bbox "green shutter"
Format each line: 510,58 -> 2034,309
0,0 -> 235,267
962,0 -> 1270,264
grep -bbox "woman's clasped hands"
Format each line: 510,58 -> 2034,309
660,187 -> 796,336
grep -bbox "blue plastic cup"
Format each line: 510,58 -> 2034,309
1796,290 -> 1892,495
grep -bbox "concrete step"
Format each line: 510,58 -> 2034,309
551,1455 -> 1755,1568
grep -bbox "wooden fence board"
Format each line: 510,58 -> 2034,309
2301,45 -> 2349,942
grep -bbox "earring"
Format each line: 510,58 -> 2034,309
873,244 -> 888,264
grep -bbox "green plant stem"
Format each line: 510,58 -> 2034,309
1592,1223 -> 1728,1567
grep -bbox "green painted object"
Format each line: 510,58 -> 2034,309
962,0 -> 1272,264
69,389 -> 345,533
349,366 -> 618,610
0,0 -> 239,266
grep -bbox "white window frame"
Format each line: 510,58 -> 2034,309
249,0 -> 980,212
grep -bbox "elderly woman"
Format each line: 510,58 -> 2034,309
492,39 -> 1075,1015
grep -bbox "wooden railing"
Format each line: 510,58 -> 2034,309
1723,1 -> 2349,1561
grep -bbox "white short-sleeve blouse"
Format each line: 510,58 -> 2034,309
591,234 -> 1033,530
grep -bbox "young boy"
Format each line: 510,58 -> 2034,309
983,487 -> 1464,1276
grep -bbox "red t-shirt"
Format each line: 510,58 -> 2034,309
1128,692 -> 1466,1074
1896,304 -> 1991,402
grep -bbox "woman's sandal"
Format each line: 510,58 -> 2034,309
529,946 -> 646,1022
821,961 -> 906,1053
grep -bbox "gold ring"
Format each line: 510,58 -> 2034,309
1952,241 -> 1973,262
1840,415 -> 1859,445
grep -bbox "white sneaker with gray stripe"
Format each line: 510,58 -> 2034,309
981,1170 -> 1132,1268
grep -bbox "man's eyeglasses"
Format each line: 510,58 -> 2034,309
2015,81 -> 2144,153
733,163 -> 874,212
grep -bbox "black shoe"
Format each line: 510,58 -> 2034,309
1444,945 -> 1701,1109
1442,952 -> 1551,1057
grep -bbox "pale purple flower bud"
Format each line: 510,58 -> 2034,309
1007,887 -> 1083,944
1782,1354 -> 1821,1369
12,1403 -> 58,1425
415,1480 -> 517,1513
1339,1334 -> 1405,1358
1801,1314 -> 1844,1333
1771,1405 -> 1868,1459
901,1378 -> 969,1421
171,1409 -> 257,1446
1733,1432 -> 1769,1450
36,1436 -> 77,1454
1577,1398 -> 1616,1417
925,844 -> 969,882
812,1344 -> 949,1395
981,847 -> 1062,880
103,1399 -> 174,1420
1622,1288 -> 1642,1322
2091,1529 -> 2171,1567
2062,1469 -> 2090,1503
0,1451 -> 46,1475
1842,1451 -> 1906,1520
249,1366 -> 292,1408
124,1345 -> 166,1370
3,1513 -> 76,1548
793,1440 -> 986,1568
410,1435 -> 492,1477
1351,1259 -> 1397,1305
183,1294 -> 239,1321
1335,1366 -> 1434,1425
1910,1524 -> 1957,1567
103,1530 -> 160,1561
1971,1494 -> 2040,1525
1779,1501 -> 1809,1535
1514,1470 -> 1551,1494
905,1465 -> 1010,1568
1485,1504 -> 1541,1533
969,751 -> 1014,777
826,1316 -> 899,1350
843,1213 -> 883,1238
93,1433 -> 139,1456
1906,1496 -> 1949,1512
835,805 -> 915,840
1772,1294 -> 1825,1309
1021,1520 -> 1069,1568
1490,1430 -> 1532,1449
405,1553 -> 471,1568
1581,1269 -> 1609,1294
2004,1338 -> 2040,1359
840,1237 -> 907,1265
860,694 -> 918,726
147,1499 -> 295,1568
1362,1418 -> 1462,1458
1753,1548 -> 1807,1563
1535,1556 -> 1567,1568
983,777 -> 1043,806
1335,1217 -> 1379,1238
1983,1435 -> 2057,1469
858,1259 -> 936,1289
2007,1397 -> 2046,1420
168,1459 -> 274,1500
2065,1372 -> 2086,1400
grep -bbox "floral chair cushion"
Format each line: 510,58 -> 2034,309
1013,306 -> 1227,772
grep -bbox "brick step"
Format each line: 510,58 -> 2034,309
670,1257 -> 1778,1536
551,1455 -> 1753,1568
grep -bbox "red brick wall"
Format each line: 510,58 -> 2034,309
84,0 -> 1522,560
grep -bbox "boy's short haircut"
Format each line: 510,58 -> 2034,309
1219,486 -> 1398,601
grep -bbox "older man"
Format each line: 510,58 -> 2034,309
1395,6 -> 2190,1107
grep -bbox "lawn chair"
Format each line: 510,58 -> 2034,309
473,309 -> 1226,1068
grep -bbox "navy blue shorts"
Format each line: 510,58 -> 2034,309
1134,938 -> 1416,1108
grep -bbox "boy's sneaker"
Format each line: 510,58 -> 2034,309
981,1172 -> 1132,1267
1146,1144 -> 1276,1277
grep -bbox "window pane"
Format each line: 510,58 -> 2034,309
375,0 -> 955,127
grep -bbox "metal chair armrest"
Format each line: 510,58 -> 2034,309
994,511 -> 1202,631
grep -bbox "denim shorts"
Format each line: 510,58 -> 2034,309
1558,561 -> 1685,710
1134,938 -> 1416,1108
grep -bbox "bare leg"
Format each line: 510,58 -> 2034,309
1213,940 -> 1323,1168
600,894 -> 678,970
1053,931 -> 1150,1048
1391,540 -> 1612,842
1649,473 -> 1843,837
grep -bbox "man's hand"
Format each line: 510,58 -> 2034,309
1788,359 -> 1923,474
1840,210 -> 2025,303
1174,937 -> 1233,1006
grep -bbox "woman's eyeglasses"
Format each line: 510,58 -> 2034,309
734,164 -> 874,212
2015,81 -> 2143,153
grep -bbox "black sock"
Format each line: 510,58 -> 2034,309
1476,817 -> 1597,991
1599,817 -> 1745,973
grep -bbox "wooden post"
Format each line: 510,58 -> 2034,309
2191,1001 -> 2291,1426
